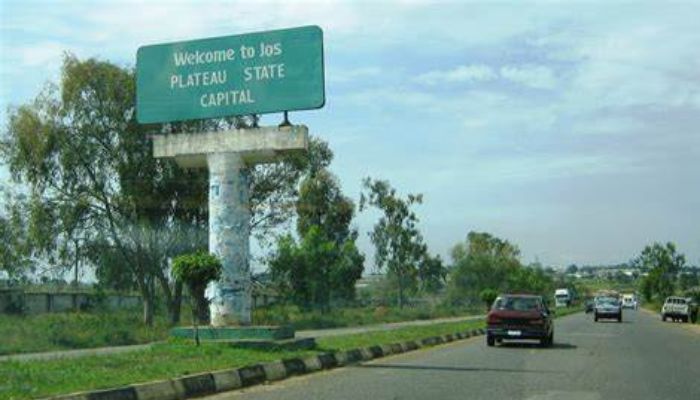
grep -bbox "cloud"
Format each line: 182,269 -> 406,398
500,64 -> 557,90
16,42 -> 66,67
328,66 -> 382,83
414,64 -> 496,85
414,63 -> 558,90
2,0 -> 700,266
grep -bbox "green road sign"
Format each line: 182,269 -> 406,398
136,26 -> 324,124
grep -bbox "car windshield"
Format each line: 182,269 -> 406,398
493,297 -> 540,311
596,297 -> 618,306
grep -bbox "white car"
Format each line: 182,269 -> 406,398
621,294 -> 637,310
661,297 -> 696,323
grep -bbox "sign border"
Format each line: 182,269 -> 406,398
136,25 -> 325,124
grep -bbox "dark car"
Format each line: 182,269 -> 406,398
486,294 -> 554,347
584,298 -> 595,313
594,296 -> 622,322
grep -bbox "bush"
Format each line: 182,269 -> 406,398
172,251 -> 222,325
479,289 -> 498,310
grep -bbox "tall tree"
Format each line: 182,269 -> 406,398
360,178 -> 426,308
634,242 -> 685,301
0,54 -> 332,324
418,253 -> 447,294
0,197 -> 33,278
269,169 -> 364,310
447,231 -> 523,305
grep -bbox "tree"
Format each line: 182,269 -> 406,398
679,271 -> 699,292
418,254 -> 447,294
0,54 -> 333,324
269,169 -> 364,310
479,288 -> 499,311
634,242 -> 685,302
0,198 -> 33,278
566,264 -> 578,275
172,251 -> 222,345
296,169 -> 353,243
0,54 -> 212,324
90,220 -> 206,324
448,234 -> 555,307
447,232 -> 522,305
360,178 -> 427,308
249,137 -> 333,247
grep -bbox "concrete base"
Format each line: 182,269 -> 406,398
170,325 -> 294,341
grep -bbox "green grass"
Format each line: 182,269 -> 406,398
0,308 -> 587,399
317,319 -> 484,351
0,318 -> 484,400
0,342 -> 316,400
642,302 -> 663,313
0,304 -> 479,356
553,305 -> 585,318
253,304 -> 480,330
0,312 -> 171,356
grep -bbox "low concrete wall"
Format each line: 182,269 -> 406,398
0,290 -> 142,315
0,289 -> 276,315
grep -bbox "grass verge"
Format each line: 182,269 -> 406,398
253,304 -> 480,330
554,306 -> 584,318
0,312 -> 170,356
0,305 -> 479,356
0,308 -> 587,399
0,319 -> 484,400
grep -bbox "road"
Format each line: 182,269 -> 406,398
206,309 -> 700,400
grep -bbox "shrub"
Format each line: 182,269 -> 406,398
172,251 -> 222,325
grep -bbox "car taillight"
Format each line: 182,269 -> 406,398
529,319 -> 544,325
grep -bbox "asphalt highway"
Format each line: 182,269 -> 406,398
207,309 -> 700,400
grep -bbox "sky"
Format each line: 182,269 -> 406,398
1,0 -> 699,272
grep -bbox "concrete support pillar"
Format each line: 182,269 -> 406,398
152,125 -> 308,328
207,152 -> 252,326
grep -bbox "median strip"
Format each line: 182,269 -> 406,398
43,327 -> 485,400
9,311 -> 580,399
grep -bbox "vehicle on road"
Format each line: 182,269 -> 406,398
594,296 -> 622,322
584,298 -> 594,313
661,296 -> 697,323
621,294 -> 638,309
554,288 -> 572,308
486,294 -> 554,347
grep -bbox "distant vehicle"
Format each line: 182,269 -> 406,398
486,294 -> 554,347
584,298 -> 595,313
594,296 -> 622,322
662,297 -> 697,323
621,294 -> 637,310
554,288 -> 572,308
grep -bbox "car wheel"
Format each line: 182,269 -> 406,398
662,314 -> 667,322
618,314 -> 622,323
486,335 -> 495,347
594,314 -> 598,322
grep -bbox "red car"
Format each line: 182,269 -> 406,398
486,294 -> 554,347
